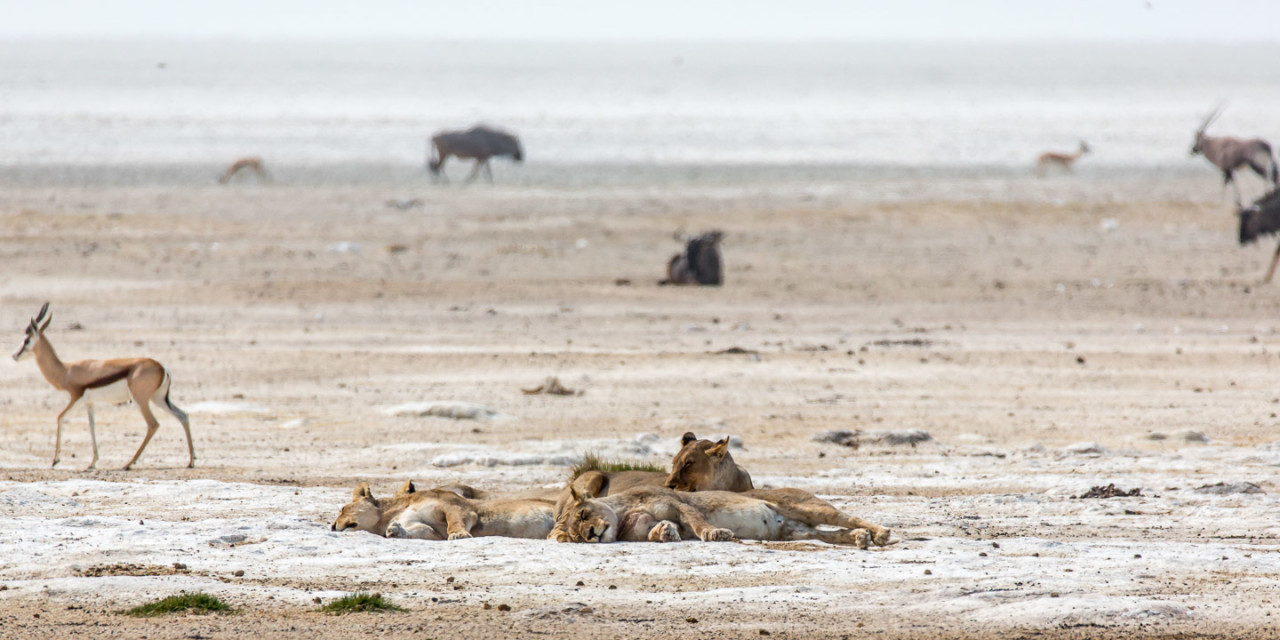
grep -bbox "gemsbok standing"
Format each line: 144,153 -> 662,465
1190,106 -> 1278,204
11,303 -> 194,470
427,125 -> 524,184
1036,141 -> 1090,176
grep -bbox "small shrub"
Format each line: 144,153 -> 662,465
124,593 -> 231,617
571,451 -> 665,478
320,592 -> 405,615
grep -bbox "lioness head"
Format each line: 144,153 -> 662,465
666,432 -> 732,491
331,482 -> 383,533
555,487 -> 619,543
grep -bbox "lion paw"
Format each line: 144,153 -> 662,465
386,522 -> 408,538
448,530 -> 473,541
648,520 -> 681,542
872,528 -> 891,547
548,529 -> 571,543
701,527 -> 735,542
851,528 -> 874,549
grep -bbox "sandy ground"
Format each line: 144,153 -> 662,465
1,170 -> 1279,638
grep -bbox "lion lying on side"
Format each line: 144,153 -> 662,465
551,432 -> 891,546
553,485 -> 884,548
331,481 -> 555,540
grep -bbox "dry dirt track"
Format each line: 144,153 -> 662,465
0,173 -> 1278,639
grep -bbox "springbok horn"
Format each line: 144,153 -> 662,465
34,302 -> 50,324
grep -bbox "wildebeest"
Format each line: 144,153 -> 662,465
660,230 -> 724,286
1190,106 -> 1278,204
1238,189 -> 1280,283
218,156 -> 269,185
427,125 -> 523,184
1036,141 -> 1090,176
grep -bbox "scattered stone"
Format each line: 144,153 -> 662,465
1062,442 -> 1107,456
614,278 -> 632,286
1176,430 -> 1210,443
521,376 -> 583,396
575,580 -> 584,587
1194,482 -> 1263,495
497,604 -> 511,612
483,602 -> 491,610
811,429 -> 933,448
520,602 -> 592,619
923,569 -> 932,575
233,570 -> 245,577
1076,484 -> 1142,499
711,346 -> 759,356
686,617 -> 698,624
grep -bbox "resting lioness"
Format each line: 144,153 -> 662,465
331,481 -> 555,540
666,432 -> 754,491
553,485 -> 884,548
666,432 -> 891,546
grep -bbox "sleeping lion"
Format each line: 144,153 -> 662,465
552,485 -> 887,548
331,480 -> 555,540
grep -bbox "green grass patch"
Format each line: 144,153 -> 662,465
571,451 -> 666,478
123,593 -> 231,617
320,592 -> 405,615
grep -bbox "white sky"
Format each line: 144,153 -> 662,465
2,0 -> 1278,42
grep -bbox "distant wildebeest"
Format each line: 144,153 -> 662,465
1036,141 -> 1090,176
218,156 -> 269,185
1190,106 -> 1278,204
1237,189 -> 1280,283
427,125 -> 524,184
660,230 -> 724,286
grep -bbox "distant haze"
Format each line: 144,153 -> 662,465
4,0 -> 1280,42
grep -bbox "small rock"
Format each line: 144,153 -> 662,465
1194,482 -> 1263,495
497,604 -> 511,612
686,617 -> 698,624
233,570 -> 244,577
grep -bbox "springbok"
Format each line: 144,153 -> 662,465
11,303 -> 194,470
427,125 -> 523,184
1190,106 -> 1278,204
218,156 -> 269,185
1036,141 -> 1090,176
1238,189 -> 1280,283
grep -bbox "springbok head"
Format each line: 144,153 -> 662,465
12,302 -> 51,361
1191,105 -> 1226,156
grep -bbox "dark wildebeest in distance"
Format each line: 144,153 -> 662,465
1190,106 -> 1278,204
427,125 -> 524,184
218,156 -> 269,185
1238,189 -> 1280,283
660,230 -> 724,286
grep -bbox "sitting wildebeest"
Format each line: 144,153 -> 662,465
427,125 -> 523,184
660,230 -> 723,286
1238,189 -> 1280,283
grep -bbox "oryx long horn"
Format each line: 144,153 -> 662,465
1199,104 -> 1227,133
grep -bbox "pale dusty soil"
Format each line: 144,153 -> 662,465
0,174 -> 1278,639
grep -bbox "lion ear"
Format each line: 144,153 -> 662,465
353,482 -> 373,500
398,480 -> 416,495
681,432 -> 698,446
569,485 -> 586,504
708,439 -> 730,458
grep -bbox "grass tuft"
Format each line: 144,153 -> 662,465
124,593 -> 231,617
320,592 -> 405,615
571,451 -> 665,478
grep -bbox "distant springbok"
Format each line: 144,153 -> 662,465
660,230 -> 724,286
1238,189 -> 1280,283
1036,141 -> 1091,176
218,156 -> 269,185
11,303 -> 194,470
1190,106 -> 1278,204
427,125 -> 523,184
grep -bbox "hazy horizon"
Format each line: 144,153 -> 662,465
4,0 -> 1279,43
